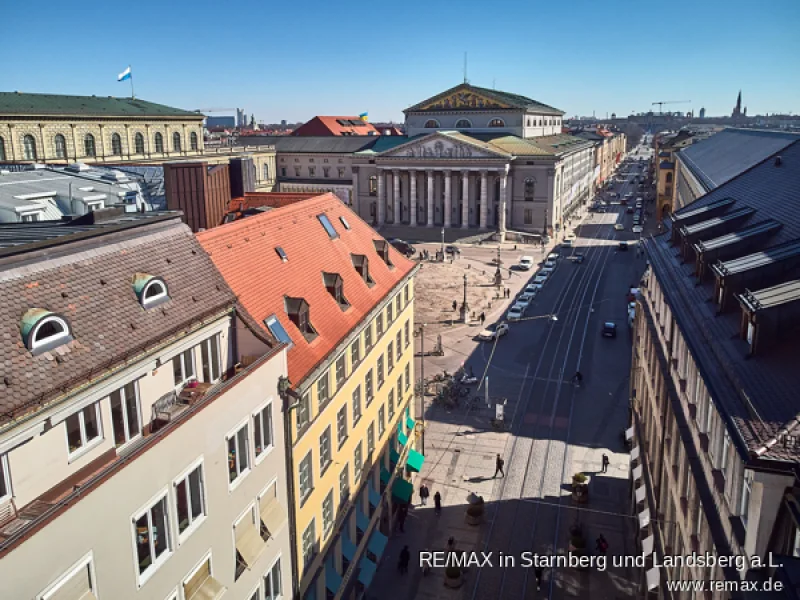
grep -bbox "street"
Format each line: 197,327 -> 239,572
371,145 -> 652,600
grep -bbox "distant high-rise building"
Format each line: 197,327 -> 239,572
699,107 -> 706,119
236,108 -> 246,128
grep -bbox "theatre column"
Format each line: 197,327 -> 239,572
479,170 -> 488,229
498,164 -> 509,242
461,171 -> 470,228
426,170 -> 434,227
444,170 -> 452,228
392,169 -> 401,225
409,170 -> 418,227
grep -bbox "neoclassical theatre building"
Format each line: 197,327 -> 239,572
249,83 -> 598,238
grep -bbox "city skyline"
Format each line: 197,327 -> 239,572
3,0 -> 799,123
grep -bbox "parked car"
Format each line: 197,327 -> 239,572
626,207 -> 634,214
614,223 -> 624,231
507,304 -> 526,322
619,241 -> 629,251
602,322 -> 617,338
518,291 -> 536,304
388,239 -> 415,257
515,295 -> 532,310
544,259 -> 557,269
478,321 -> 509,341
518,256 -> 535,270
533,274 -> 548,285
445,245 -> 461,255
563,234 -> 577,247
525,283 -> 543,294
540,265 -> 555,276
546,252 -> 560,262
632,225 -> 643,234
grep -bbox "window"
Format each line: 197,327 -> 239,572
264,557 -> 282,600
386,302 -> 393,324
404,284 -> 409,305
309,167 -> 316,177
281,167 -> 287,177
488,118 -> 505,128
254,402 -> 274,459
200,334 -> 222,382
387,344 -> 394,373
365,324 -> 373,350
352,385 -> 362,424
111,133 -> 123,155
302,520 -> 317,568
376,313 -> 384,337
377,355 -> 385,388
183,557 -> 223,600
337,406 -> 349,448
0,453 -> 11,503
294,167 -> 301,177
397,376 -> 403,407
175,462 -> 206,537
0,136 -> 5,161
65,402 -> 102,456
84,133 -> 96,157
135,132 -> 145,154
172,132 -> 181,152
265,315 -> 293,348
317,371 -> 330,407
323,167 -> 330,178
25,313 -> 72,352
367,423 -> 375,455
339,463 -> 350,505
369,175 -> 378,196
263,163 -> 270,180
388,389 -> 395,421
365,370 -> 374,406
455,119 -> 472,129
299,451 -> 313,501
351,339 -> 361,367
320,426 -> 332,472
720,431 -> 730,477
139,278 -> 169,308
424,119 -> 440,128
378,405 -> 385,438
318,214 -> 339,239
134,493 -> 171,579
338,167 -> 345,178
354,442 -> 363,478
110,382 -> 141,448
740,471 -> 752,525
524,178 -> 535,201
396,331 -> 402,357
227,423 -> 251,485
351,254 -> 375,286
40,553 -> 97,600
404,321 -> 410,348
287,297 -> 317,342
190,132 -> 199,151
154,132 -> 164,153
336,354 -> 347,387
322,490 -> 334,538
54,134 -> 67,159
296,392 -> 310,433
172,348 -> 195,386
666,172 -> 673,184
405,363 -> 410,390
23,134 -> 37,160
524,209 -> 533,224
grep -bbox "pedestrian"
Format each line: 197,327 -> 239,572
434,491 -> 442,515
494,454 -> 505,478
602,454 -> 610,473
398,545 -> 410,575
480,312 -> 486,325
535,566 -> 544,591
452,300 -> 458,311
419,484 -> 429,506
596,534 -> 608,555
447,536 -> 456,552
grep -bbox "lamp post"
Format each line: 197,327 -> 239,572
460,273 -> 469,323
494,245 -> 502,288
441,227 -> 445,257
276,376 -> 302,600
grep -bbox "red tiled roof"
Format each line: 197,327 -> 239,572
198,194 -> 415,385
292,116 -> 380,137
226,192 -> 319,213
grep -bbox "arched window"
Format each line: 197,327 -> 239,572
84,134 -> 96,157
539,119 -> 543,126
172,132 -> 181,152
488,118 -> 505,128
154,133 -> 164,153
666,172 -> 673,183
134,274 -> 170,309
368,175 -> 378,196
134,132 -> 145,154
23,135 -> 37,160
0,136 -> 5,161
190,131 -> 198,151
455,119 -> 472,129
524,178 -> 536,201
54,134 -> 67,159
424,119 -> 440,129
263,163 -> 270,181
111,133 -> 122,156
21,309 -> 73,353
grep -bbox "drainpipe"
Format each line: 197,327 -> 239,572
278,376 -> 302,600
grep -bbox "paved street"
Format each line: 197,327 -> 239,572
372,147 -> 653,600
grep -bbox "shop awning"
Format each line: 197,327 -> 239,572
358,556 -> 377,587
392,477 -> 414,503
646,565 -> 660,591
367,530 -> 388,560
635,486 -> 646,503
389,447 -> 400,466
368,484 -> 381,508
259,495 -> 287,539
405,415 -> 415,432
406,448 -> 425,473
397,431 -> 409,447
380,467 -> 391,485
325,560 -> 342,594
630,446 -> 640,461
356,509 -> 371,533
342,533 -> 358,562
234,518 -> 267,568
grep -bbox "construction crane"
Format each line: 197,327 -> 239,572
651,100 -> 691,114
192,107 -> 236,114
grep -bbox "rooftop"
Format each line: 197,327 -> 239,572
0,92 -> 201,119
405,83 -> 564,115
238,135 -> 380,154
198,194 -> 415,385
291,116 -> 381,137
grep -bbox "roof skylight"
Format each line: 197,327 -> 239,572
318,214 -> 338,239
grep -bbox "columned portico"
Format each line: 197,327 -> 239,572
392,169 -> 401,224
443,171 -> 452,228
426,170 -> 434,227
479,171 -> 488,229
461,171 -> 469,229
409,170 -> 418,227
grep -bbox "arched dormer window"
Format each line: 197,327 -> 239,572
424,119 -> 440,129
455,119 -> 472,129
21,309 -> 73,354
488,118 -> 505,128
133,273 -> 170,309
524,178 -> 536,201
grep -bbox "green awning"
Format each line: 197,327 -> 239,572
406,448 -> 425,473
405,415 -> 415,432
397,431 -> 408,447
380,467 -> 391,485
392,477 -> 414,503
389,448 -> 400,465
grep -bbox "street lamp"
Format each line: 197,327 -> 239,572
494,245 -> 502,288
460,273 -> 469,323
441,228 -> 445,257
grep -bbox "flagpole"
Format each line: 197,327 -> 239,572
129,65 -> 135,99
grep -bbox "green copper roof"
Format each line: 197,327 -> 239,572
0,92 -> 202,119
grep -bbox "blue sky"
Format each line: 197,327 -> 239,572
4,0 -> 799,123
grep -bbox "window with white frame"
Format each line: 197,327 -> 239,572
376,313 -> 384,337
235,504 -> 266,579
299,451 -> 313,501
354,441 -> 363,479
365,370 -> 374,406
0,453 -> 11,503
405,363 -> 410,391
339,463 -> 350,505
404,284 -> 409,305
264,557 -> 283,600
322,490 -> 334,537
404,320 -> 410,348
317,371 -> 330,407
296,392 -> 310,434
200,334 -> 222,382
320,426 -> 332,472
335,354 -> 346,388
65,401 -> 102,456
254,402 -> 274,459
352,385 -> 362,424
228,423 -> 251,485
172,348 -> 195,386
175,461 -> 206,538
388,389 -> 395,421
397,376 -> 403,407
377,355 -> 384,388
351,339 -> 361,367
387,343 -> 394,373
386,302 -> 393,324
110,381 -> 141,448
134,493 -> 172,580
183,556 -> 223,599
337,405 -> 348,448
740,470 -> 753,526
378,405 -> 385,438
364,323 -> 373,350
396,331 -> 402,357
39,553 -> 97,600
367,422 -> 375,455
302,520 -> 317,568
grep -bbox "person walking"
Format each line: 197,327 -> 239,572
480,312 -> 486,325
602,454 -> 610,473
596,534 -> 608,555
494,454 -> 505,478
434,491 -> 442,515
419,484 -> 429,506
452,300 -> 458,311
398,545 -> 410,575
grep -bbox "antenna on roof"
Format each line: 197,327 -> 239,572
492,78 -> 496,90
463,52 -> 468,84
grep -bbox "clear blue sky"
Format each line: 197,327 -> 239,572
5,0 -> 799,123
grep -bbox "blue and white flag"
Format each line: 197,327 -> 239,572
117,67 -> 132,82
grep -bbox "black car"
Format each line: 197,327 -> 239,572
445,245 -> 461,255
568,253 -> 585,263
388,239 -> 415,257
626,207 -> 634,214
602,322 -> 617,338
619,241 -> 629,251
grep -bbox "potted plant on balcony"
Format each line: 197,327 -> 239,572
444,565 -> 463,589
571,472 -> 589,503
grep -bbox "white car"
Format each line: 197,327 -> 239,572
525,283 -> 543,294
546,252 -> 560,262
632,225 -> 643,233
544,259 -> 557,269
533,274 -> 548,285
540,265 -> 555,276
478,322 -> 509,341
563,235 -> 577,247
518,256 -> 535,270
507,303 -> 526,322
614,223 -> 624,231
518,291 -> 535,304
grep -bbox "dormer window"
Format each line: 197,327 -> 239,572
21,308 -> 73,354
373,240 -> 393,268
133,273 -> 170,309
285,297 -> 317,343
323,272 -> 350,311
351,254 -> 375,287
